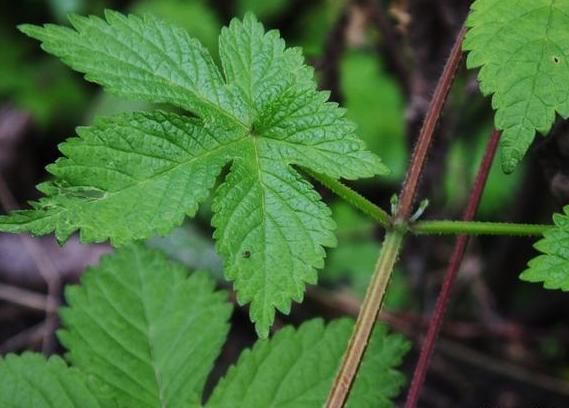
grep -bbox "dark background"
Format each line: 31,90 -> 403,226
1,0 -> 569,406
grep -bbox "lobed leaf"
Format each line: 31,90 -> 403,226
521,206 -> 569,290
19,10 -> 239,121
0,353 -> 102,408
206,319 -> 409,408
0,111 -> 241,245
58,244 -> 232,407
464,0 -> 569,173
3,11 -> 386,336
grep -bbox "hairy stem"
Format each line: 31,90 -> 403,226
325,23 -> 467,408
404,129 -> 501,407
396,27 -> 466,220
304,169 -> 392,228
325,230 -> 405,407
413,220 -> 550,236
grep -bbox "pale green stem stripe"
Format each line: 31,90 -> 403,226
303,169 -> 391,228
413,220 -> 551,236
325,230 -> 405,407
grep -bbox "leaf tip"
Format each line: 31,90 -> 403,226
255,326 -> 270,339
18,24 -> 43,39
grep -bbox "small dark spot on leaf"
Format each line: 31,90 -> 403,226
242,250 -> 251,258
553,56 -> 561,64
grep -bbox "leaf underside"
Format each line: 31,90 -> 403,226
464,0 -> 569,173
59,244 -> 232,407
521,206 -> 569,290
0,11 -> 387,336
206,318 -> 410,408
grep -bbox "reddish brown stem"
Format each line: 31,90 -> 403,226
325,24 -> 467,408
396,27 -> 466,221
404,129 -> 502,408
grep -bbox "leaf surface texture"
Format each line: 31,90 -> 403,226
59,244 -> 232,407
0,353 -> 102,408
1,11 -> 386,335
464,0 -> 569,172
521,206 -> 569,290
206,319 -> 409,408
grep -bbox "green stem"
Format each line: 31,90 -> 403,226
325,229 -> 405,407
413,220 -> 551,236
304,169 -> 391,228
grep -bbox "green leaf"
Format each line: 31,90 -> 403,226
0,353 -> 102,408
520,206 -> 569,290
206,319 -> 409,408
4,11 -> 385,336
0,111 -> 236,244
58,244 -> 232,407
18,10 -> 238,121
464,0 -> 569,173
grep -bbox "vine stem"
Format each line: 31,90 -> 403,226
396,26 -> 466,220
413,220 -> 551,236
324,230 -> 405,407
325,25 -> 467,408
404,129 -> 502,408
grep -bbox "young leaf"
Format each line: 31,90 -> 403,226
206,319 -> 409,408
1,11 -> 386,336
0,353 -> 102,408
58,244 -> 233,407
520,206 -> 569,290
464,0 -> 569,173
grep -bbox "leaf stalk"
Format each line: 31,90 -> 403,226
413,220 -> 550,236
304,169 -> 392,228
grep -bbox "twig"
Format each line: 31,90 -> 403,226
309,287 -> 569,398
308,287 -> 541,342
438,338 -> 569,397
0,283 -> 52,312
0,174 -> 60,355
404,129 -> 502,408
0,322 -> 48,354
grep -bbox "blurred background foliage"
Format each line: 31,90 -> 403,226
1,1 -> 569,407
